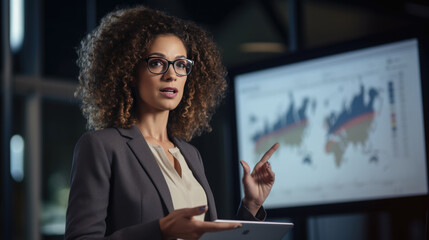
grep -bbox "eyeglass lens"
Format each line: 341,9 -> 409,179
147,58 -> 192,76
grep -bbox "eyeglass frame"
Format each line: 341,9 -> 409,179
144,56 -> 194,76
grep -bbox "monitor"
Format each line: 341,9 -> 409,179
232,36 -> 428,212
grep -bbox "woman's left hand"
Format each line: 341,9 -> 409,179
240,143 -> 279,216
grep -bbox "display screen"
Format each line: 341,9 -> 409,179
234,38 -> 428,209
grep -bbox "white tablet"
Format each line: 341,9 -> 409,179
200,219 -> 294,240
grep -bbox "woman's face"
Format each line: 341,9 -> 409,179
136,34 -> 188,113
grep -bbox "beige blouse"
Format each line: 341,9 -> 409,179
148,144 -> 207,221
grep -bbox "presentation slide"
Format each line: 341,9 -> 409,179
234,39 -> 428,208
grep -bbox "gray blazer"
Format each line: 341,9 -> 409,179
65,125 -> 264,240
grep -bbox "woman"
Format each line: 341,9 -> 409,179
65,6 -> 279,240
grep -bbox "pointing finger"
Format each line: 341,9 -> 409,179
255,143 -> 279,169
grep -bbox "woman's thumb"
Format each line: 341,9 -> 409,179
240,160 -> 251,176
180,205 -> 208,218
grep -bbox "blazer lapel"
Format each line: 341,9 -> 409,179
174,139 -> 205,184
117,126 -> 174,214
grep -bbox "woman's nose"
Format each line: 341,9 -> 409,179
162,64 -> 178,81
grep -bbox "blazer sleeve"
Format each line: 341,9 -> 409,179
235,201 -> 267,221
65,132 -> 163,240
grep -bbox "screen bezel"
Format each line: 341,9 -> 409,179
227,29 -> 429,217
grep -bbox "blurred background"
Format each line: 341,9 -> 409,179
1,0 -> 428,239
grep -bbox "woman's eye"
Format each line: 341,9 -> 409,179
149,59 -> 165,68
175,61 -> 187,69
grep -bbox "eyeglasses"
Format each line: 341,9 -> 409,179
144,57 -> 194,76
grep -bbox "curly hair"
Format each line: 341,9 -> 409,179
75,6 -> 227,141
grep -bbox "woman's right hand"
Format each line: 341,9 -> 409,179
159,205 -> 241,240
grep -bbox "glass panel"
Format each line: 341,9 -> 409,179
41,99 -> 86,238
6,96 -> 26,240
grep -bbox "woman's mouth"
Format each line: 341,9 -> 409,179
160,87 -> 178,98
